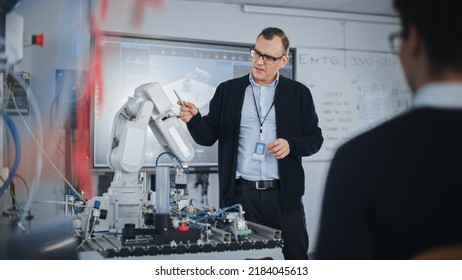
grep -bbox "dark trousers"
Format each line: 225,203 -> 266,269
233,184 -> 309,260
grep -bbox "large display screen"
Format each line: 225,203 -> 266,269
93,33 -> 295,168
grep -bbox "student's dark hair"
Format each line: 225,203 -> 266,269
258,27 -> 290,54
393,0 -> 462,74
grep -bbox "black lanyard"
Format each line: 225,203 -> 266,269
250,84 -> 276,136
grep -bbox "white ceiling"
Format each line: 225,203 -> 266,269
178,0 -> 397,17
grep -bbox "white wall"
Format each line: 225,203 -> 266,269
5,0 -> 400,255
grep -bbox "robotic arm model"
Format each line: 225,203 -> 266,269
82,82 -> 195,235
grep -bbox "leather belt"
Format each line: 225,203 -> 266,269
235,178 -> 280,190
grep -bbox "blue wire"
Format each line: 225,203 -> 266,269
155,151 -> 189,174
189,214 -> 212,228
0,111 -> 21,198
189,205 -> 241,228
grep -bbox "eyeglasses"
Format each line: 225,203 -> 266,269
250,47 -> 285,65
389,31 -> 402,55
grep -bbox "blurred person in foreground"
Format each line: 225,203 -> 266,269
315,0 -> 462,259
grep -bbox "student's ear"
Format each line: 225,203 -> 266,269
407,25 -> 423,57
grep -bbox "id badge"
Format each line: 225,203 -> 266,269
252,140 -> 266,161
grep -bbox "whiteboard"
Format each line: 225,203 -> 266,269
296,48 -> 412,161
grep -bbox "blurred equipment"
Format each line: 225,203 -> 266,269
163,67 -> 215,114
3,71 -> 29,114
1,1 -> 44,67
1,0 -> 21,63
1,1 -> 45,259
7,217 -> 78,260
73,82 -> 282,258
4,10 -> 23,65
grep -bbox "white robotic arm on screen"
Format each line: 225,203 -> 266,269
82,82 -> 195,235
182,67 -> 212,92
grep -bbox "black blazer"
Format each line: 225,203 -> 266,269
187,74 -> 323,213
316,107 -> 462,259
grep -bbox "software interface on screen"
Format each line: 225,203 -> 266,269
93,34 -> 295,168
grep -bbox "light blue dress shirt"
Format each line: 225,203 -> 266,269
413,82 -> 462,109
236,74 -> 279,180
